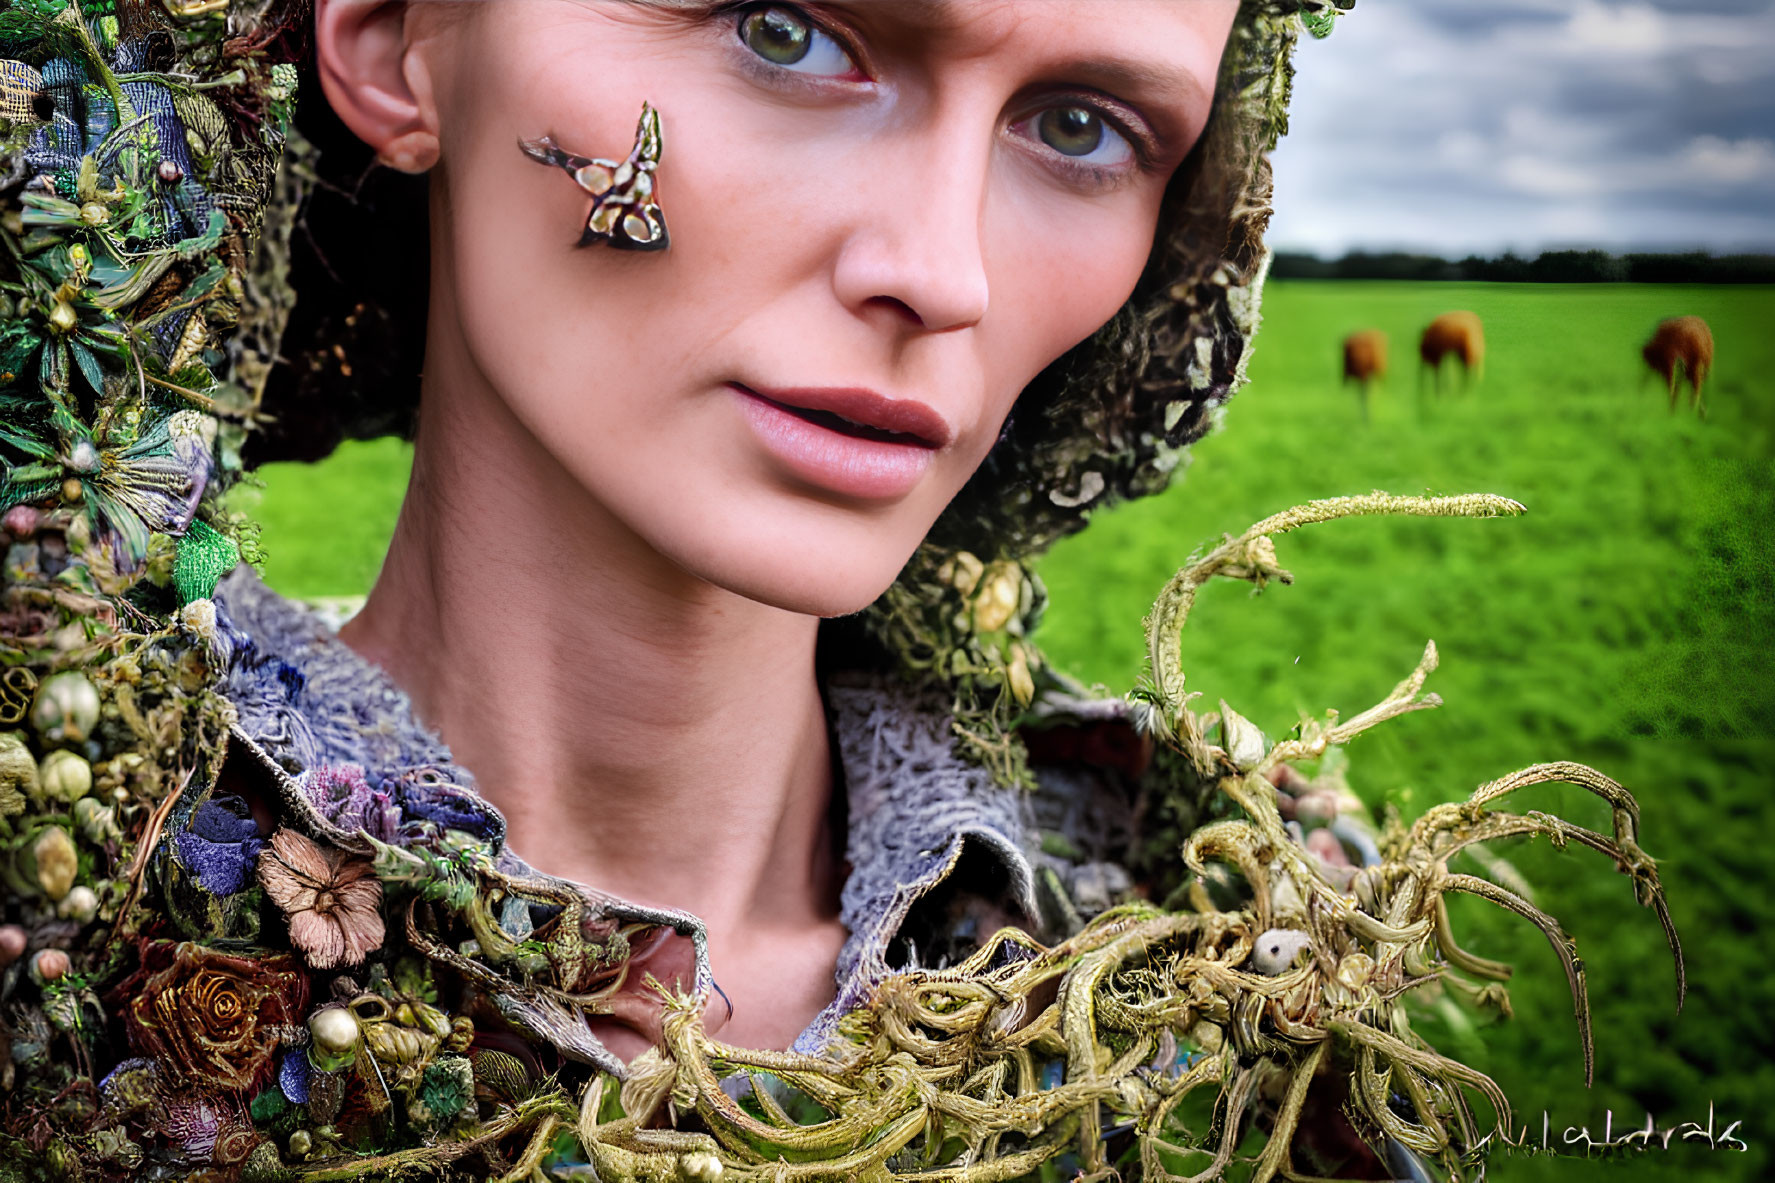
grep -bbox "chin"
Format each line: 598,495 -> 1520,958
721,557 -> 909,620
603,452 -> 947,619
670,529 -> 918,620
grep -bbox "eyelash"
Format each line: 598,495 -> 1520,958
726,1 -> 867,81
717,2 -> 1157,189
1014,105 -> 1154,189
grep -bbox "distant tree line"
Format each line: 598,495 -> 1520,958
1270,249 -> 1775,283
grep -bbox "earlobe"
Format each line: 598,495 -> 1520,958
314,0 -> 440,173
375,130 -> 438,175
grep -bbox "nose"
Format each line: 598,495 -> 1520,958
830,126 -> 991,335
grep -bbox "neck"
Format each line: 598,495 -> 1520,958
337,339 -> 841,944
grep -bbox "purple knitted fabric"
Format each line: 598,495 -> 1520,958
174,797 -> 264,896
301,764 -> 403,843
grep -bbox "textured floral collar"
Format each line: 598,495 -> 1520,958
209,566 -> 1040,1071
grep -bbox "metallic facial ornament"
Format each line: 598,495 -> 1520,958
520,101 -> 667,251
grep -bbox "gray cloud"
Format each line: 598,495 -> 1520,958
1265,0 -> 1775,256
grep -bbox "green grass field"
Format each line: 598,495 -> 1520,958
242,282 -> 1775,1181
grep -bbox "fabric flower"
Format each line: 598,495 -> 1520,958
418,1055 -> 474,1125
161,1091 -> 260,1165
258,828 -> 386,969
174,795 -> 264,896
399,776 -> 503,840
301,763 -> 402,842
122,942 -> 308,1094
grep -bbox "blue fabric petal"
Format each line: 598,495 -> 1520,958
175,796 -> 264,895
400,784 -> 501,839
279,1049 -> 311,1105
190,798 -> 259,844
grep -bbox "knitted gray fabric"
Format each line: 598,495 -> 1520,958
210,565 -> 1042,1064
214,566 -> 491,824
801,675 -> 1040,1052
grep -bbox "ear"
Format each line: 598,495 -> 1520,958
314,0 -> 440,174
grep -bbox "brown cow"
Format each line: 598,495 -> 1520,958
1342,329 -> 1387,420
1419,311 -> 1485,391
1642,315 -> 1713,418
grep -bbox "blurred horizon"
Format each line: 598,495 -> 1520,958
1267,0 -> 1775,257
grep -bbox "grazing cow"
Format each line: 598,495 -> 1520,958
1419,311 -> 1485,391
1642,315 -> 1713,418
1342,329 -> 1388,420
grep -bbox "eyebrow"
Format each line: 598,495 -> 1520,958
827,0 -> 1219,139
1053,56 -> 1215,117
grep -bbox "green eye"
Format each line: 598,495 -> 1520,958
741,6 -> 813,65
1024,105 -> 1135,172
737,4 -> 858,76
1037,107 -> 1104,158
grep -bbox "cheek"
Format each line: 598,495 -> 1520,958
973,190 -> 1160,444
430,18 -> 833,384
431,37 -> 756,455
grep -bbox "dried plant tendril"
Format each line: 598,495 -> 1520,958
544,497 -> 1679,1183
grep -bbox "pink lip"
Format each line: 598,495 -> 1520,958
730,382 -> 948,500
735,383 -> 952,448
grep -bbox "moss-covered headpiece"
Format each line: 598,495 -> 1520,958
0,0 -> 306,598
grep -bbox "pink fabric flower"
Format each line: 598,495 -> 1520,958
257,829 -> 385,969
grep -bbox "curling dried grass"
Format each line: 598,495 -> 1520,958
487,494 -> 1687,1183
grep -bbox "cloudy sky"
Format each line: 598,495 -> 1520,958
1265,0 -> 1775,257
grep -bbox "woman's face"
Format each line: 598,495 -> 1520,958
412,0 -> 1236,615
